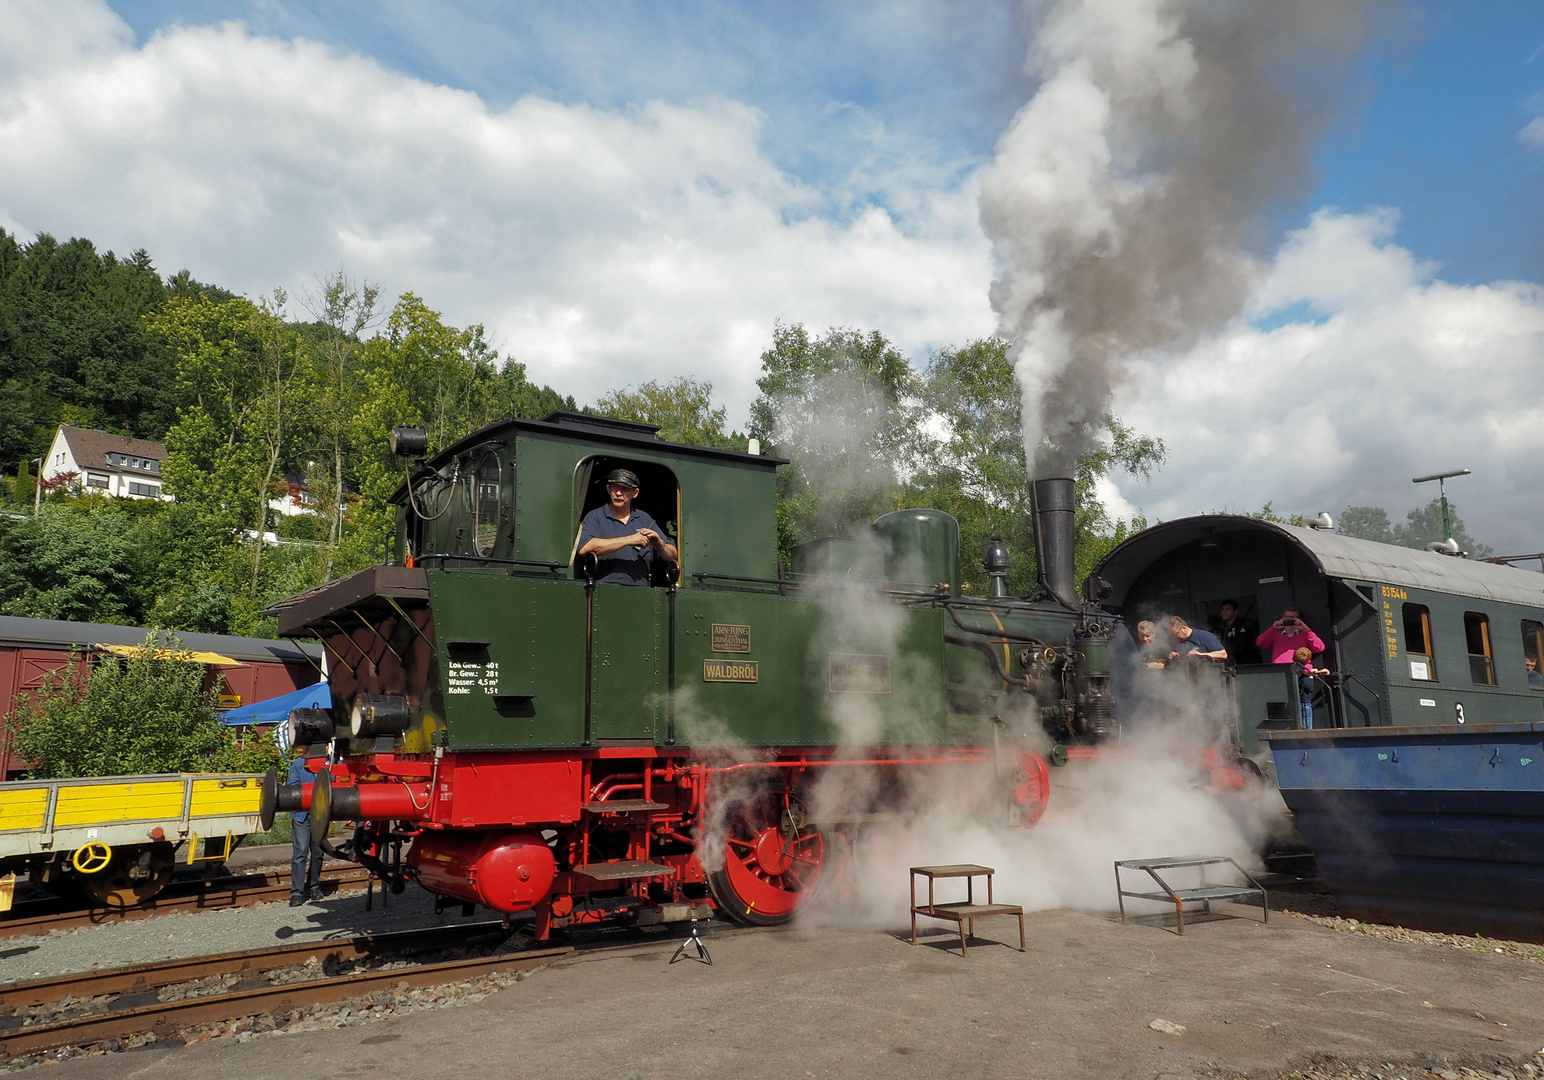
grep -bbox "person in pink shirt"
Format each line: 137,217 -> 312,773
1256,607 -> 1326,665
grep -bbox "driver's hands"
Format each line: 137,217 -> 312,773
636,528 -> 661,548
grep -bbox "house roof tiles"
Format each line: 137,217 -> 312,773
57,426 -> 167,476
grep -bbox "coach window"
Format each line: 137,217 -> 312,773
1402,603 -> 1436,681
1523,620 -> 1544,690
1464,612 -> 1495,685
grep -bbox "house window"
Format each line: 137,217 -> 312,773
1523,620 -> 1544,690
86,473 -> 108,488
1464,612 -> 1495,685
1402,603 -> 1436,680
127,481 -> 160,497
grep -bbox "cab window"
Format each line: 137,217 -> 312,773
1402,603 -> 1436,681
1463,612 -> 1495,685
473,452 -> 502,557
572,457 -> 680,585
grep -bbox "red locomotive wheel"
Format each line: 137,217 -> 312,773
709,790 -> 824,926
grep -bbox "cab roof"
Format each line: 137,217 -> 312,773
388,411 -> 785,505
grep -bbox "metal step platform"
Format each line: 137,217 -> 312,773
581,801 -> 668,814
571,859 -> 676,882
1114,855 -> 1267,936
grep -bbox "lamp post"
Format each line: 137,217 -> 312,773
31,458 -> 42,516
1412,468 -> 1470,541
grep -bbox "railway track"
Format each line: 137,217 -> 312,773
0,866 -> 373,939
0,920 -> 571,1059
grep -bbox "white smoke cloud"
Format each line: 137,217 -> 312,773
0,0 -> 995,410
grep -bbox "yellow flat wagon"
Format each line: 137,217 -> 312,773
0,773 -> 263,907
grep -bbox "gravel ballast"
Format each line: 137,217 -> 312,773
0,885 -> 473,986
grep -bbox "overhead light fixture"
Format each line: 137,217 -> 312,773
1200,529 -> 1217,549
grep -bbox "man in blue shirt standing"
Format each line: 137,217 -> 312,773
577,468 -> 678,585
1165,615 -> 1228,664
287,751 -> 324,905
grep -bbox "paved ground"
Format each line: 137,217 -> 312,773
32,901 -> 1544,1080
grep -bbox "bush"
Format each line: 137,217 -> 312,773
210,726 -> 286,774
5,630 -> 229,778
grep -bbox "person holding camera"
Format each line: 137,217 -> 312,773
1256,606 -> 1326,664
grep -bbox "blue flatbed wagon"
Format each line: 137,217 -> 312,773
1263,722 -> 1544,941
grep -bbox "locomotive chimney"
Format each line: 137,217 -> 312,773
1031,477 -> 1076,606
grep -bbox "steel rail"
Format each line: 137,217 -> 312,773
0,932 -> 570,1059
0,920 -> 513,1008
0,866 -> 372,939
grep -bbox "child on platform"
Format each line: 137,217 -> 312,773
1294,645 -> 1328,729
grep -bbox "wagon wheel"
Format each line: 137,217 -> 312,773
76,842 -> 176,908
708,790 -> 824,926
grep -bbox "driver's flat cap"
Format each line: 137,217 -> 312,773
605,468 -> 641,488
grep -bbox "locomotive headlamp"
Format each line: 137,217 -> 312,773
287,707 -> 335,747
389,425 -> 429,457
350,693 -> 412,738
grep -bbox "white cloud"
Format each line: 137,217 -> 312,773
1518,115 -> 1544,150
0,0 -> 995,416
1111,209 -> 1544,552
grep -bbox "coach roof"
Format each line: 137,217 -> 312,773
1096,515 -> 1544,610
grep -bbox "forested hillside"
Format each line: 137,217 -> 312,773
0,229 -> 1161,638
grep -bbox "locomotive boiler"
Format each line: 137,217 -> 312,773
263,411 -> 1122,934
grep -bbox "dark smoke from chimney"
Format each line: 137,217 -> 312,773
980,0 -> 1392,479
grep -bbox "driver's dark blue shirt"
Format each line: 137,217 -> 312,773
578,504 -> 664,585
1172,627 -> 1224,655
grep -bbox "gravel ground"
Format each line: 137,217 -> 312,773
1262,1061 -> 1543,1079
1281,911 -> 1544,965
0,884 -> 479,985
2,964 -> 552,1072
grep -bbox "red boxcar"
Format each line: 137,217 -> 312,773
0,615 -> 323,777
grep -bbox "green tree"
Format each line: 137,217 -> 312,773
301,273 -> 382,580
0,231 -> 175,467
5,632 -> 224,778
591,377 -> 744,449
750,322 -> 921,553
908,338 -> 1162,595
1336,505 -> 1392,543
1340,499 -> 1492,557
0,503 -> 137,622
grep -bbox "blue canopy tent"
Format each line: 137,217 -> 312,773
220,681 -> 331,726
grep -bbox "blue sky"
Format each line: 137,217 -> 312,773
107,0 -> 1543,283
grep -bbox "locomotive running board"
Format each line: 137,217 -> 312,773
582,801 -> 668,814
571,859 -> 677,882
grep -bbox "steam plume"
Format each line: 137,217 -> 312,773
980,0 -> 1386,476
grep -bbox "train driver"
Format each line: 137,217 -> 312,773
577,468 -> 679,586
